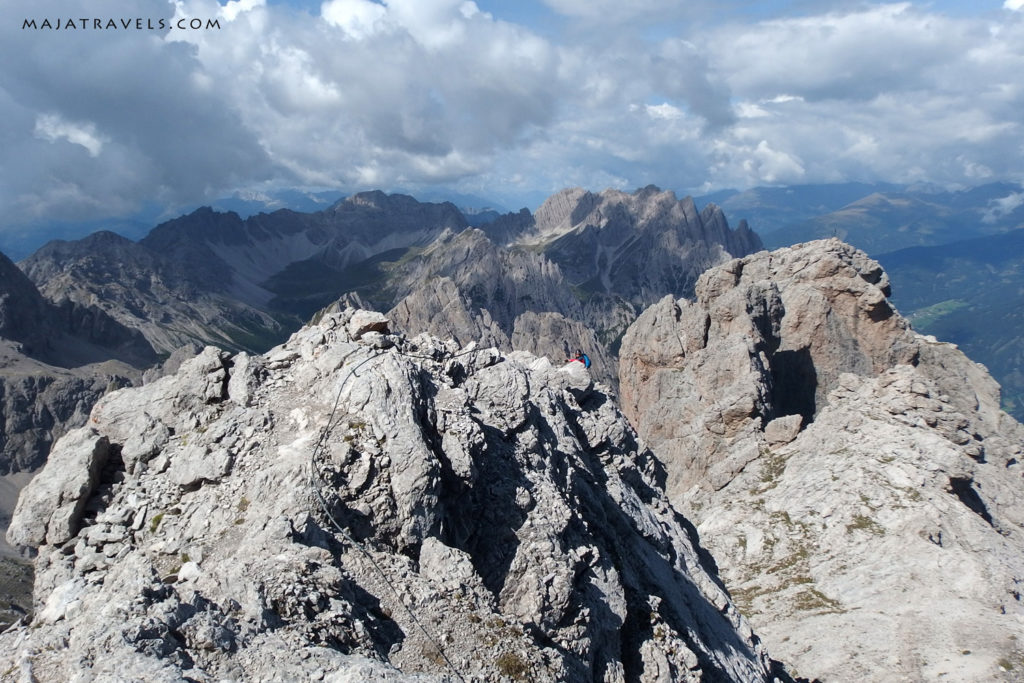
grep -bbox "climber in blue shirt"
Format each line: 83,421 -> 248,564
568,349 -> 591,369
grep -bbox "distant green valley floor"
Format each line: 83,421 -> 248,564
879,229 -> 1024,422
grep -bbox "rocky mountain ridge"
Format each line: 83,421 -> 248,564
19,186 -> 760,391
619,239 -> 1024,681
1,309 -> 786,682
0,185 -> 760,633
528,186 -> 759,296
364,187 -> 759,386
19,192 -> 469,355
6,233 -> 1024,680
723,181 -> 1024,422
0,249 -> 161,624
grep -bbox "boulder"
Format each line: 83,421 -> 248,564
6,427 -> 109,547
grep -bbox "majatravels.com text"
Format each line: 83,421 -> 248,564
23,18 -> 222,30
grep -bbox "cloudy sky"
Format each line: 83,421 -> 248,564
2,0 -> 1023,253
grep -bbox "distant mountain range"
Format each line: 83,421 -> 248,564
1,185 -> 758,475
8,180 -> 1024,421
0,188 -> 512,262
702,181 -> 1024,252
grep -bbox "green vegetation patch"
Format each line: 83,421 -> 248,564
846,514 -> 886,536
793,587 -> 844,613
756,450 -> 790,492
908,299 -> 968,331
224,311 -> 297,354
495,652 -> 530,679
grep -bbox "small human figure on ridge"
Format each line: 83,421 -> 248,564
567,349 -> 591,369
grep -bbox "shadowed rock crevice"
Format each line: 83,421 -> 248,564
438,422 -> 528,598
769,348 -> 818,425
947,476 -> 995,528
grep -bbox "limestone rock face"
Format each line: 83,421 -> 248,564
0,251 -> 52,356
387,228 -> 583,332
511,311 -> 613,382
1,309 -> 780,682
0,354 -> 131,475
528,185 -> 763,307
387,275 -> 510,352
21,229 -> 287,357
384,229 -> 619,386
619,239 -> 1024,682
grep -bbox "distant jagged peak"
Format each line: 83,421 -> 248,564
530,185 -> 737,242
19,231 -> 156,291
532,187 -> 596,235
33,229 -> 136,252
517,186 -> 763,304
142,205 -> 248,249
0,244 -> 157,372
335,188 -> 407,210
331,189 -> 464,217
398,226 -> 494,267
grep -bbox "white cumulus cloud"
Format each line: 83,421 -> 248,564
321,0 -> 388,38
34,114 -> 107,157
982,189 -> 1024,222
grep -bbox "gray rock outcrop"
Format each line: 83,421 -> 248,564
1,309 -> 783,682
388,275 -> 511,351
0,250 -> 155,630
0,353 -> 131,476
7,427 -> 110,548
383,229 -> 620,386
619,239 -> 1024,681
